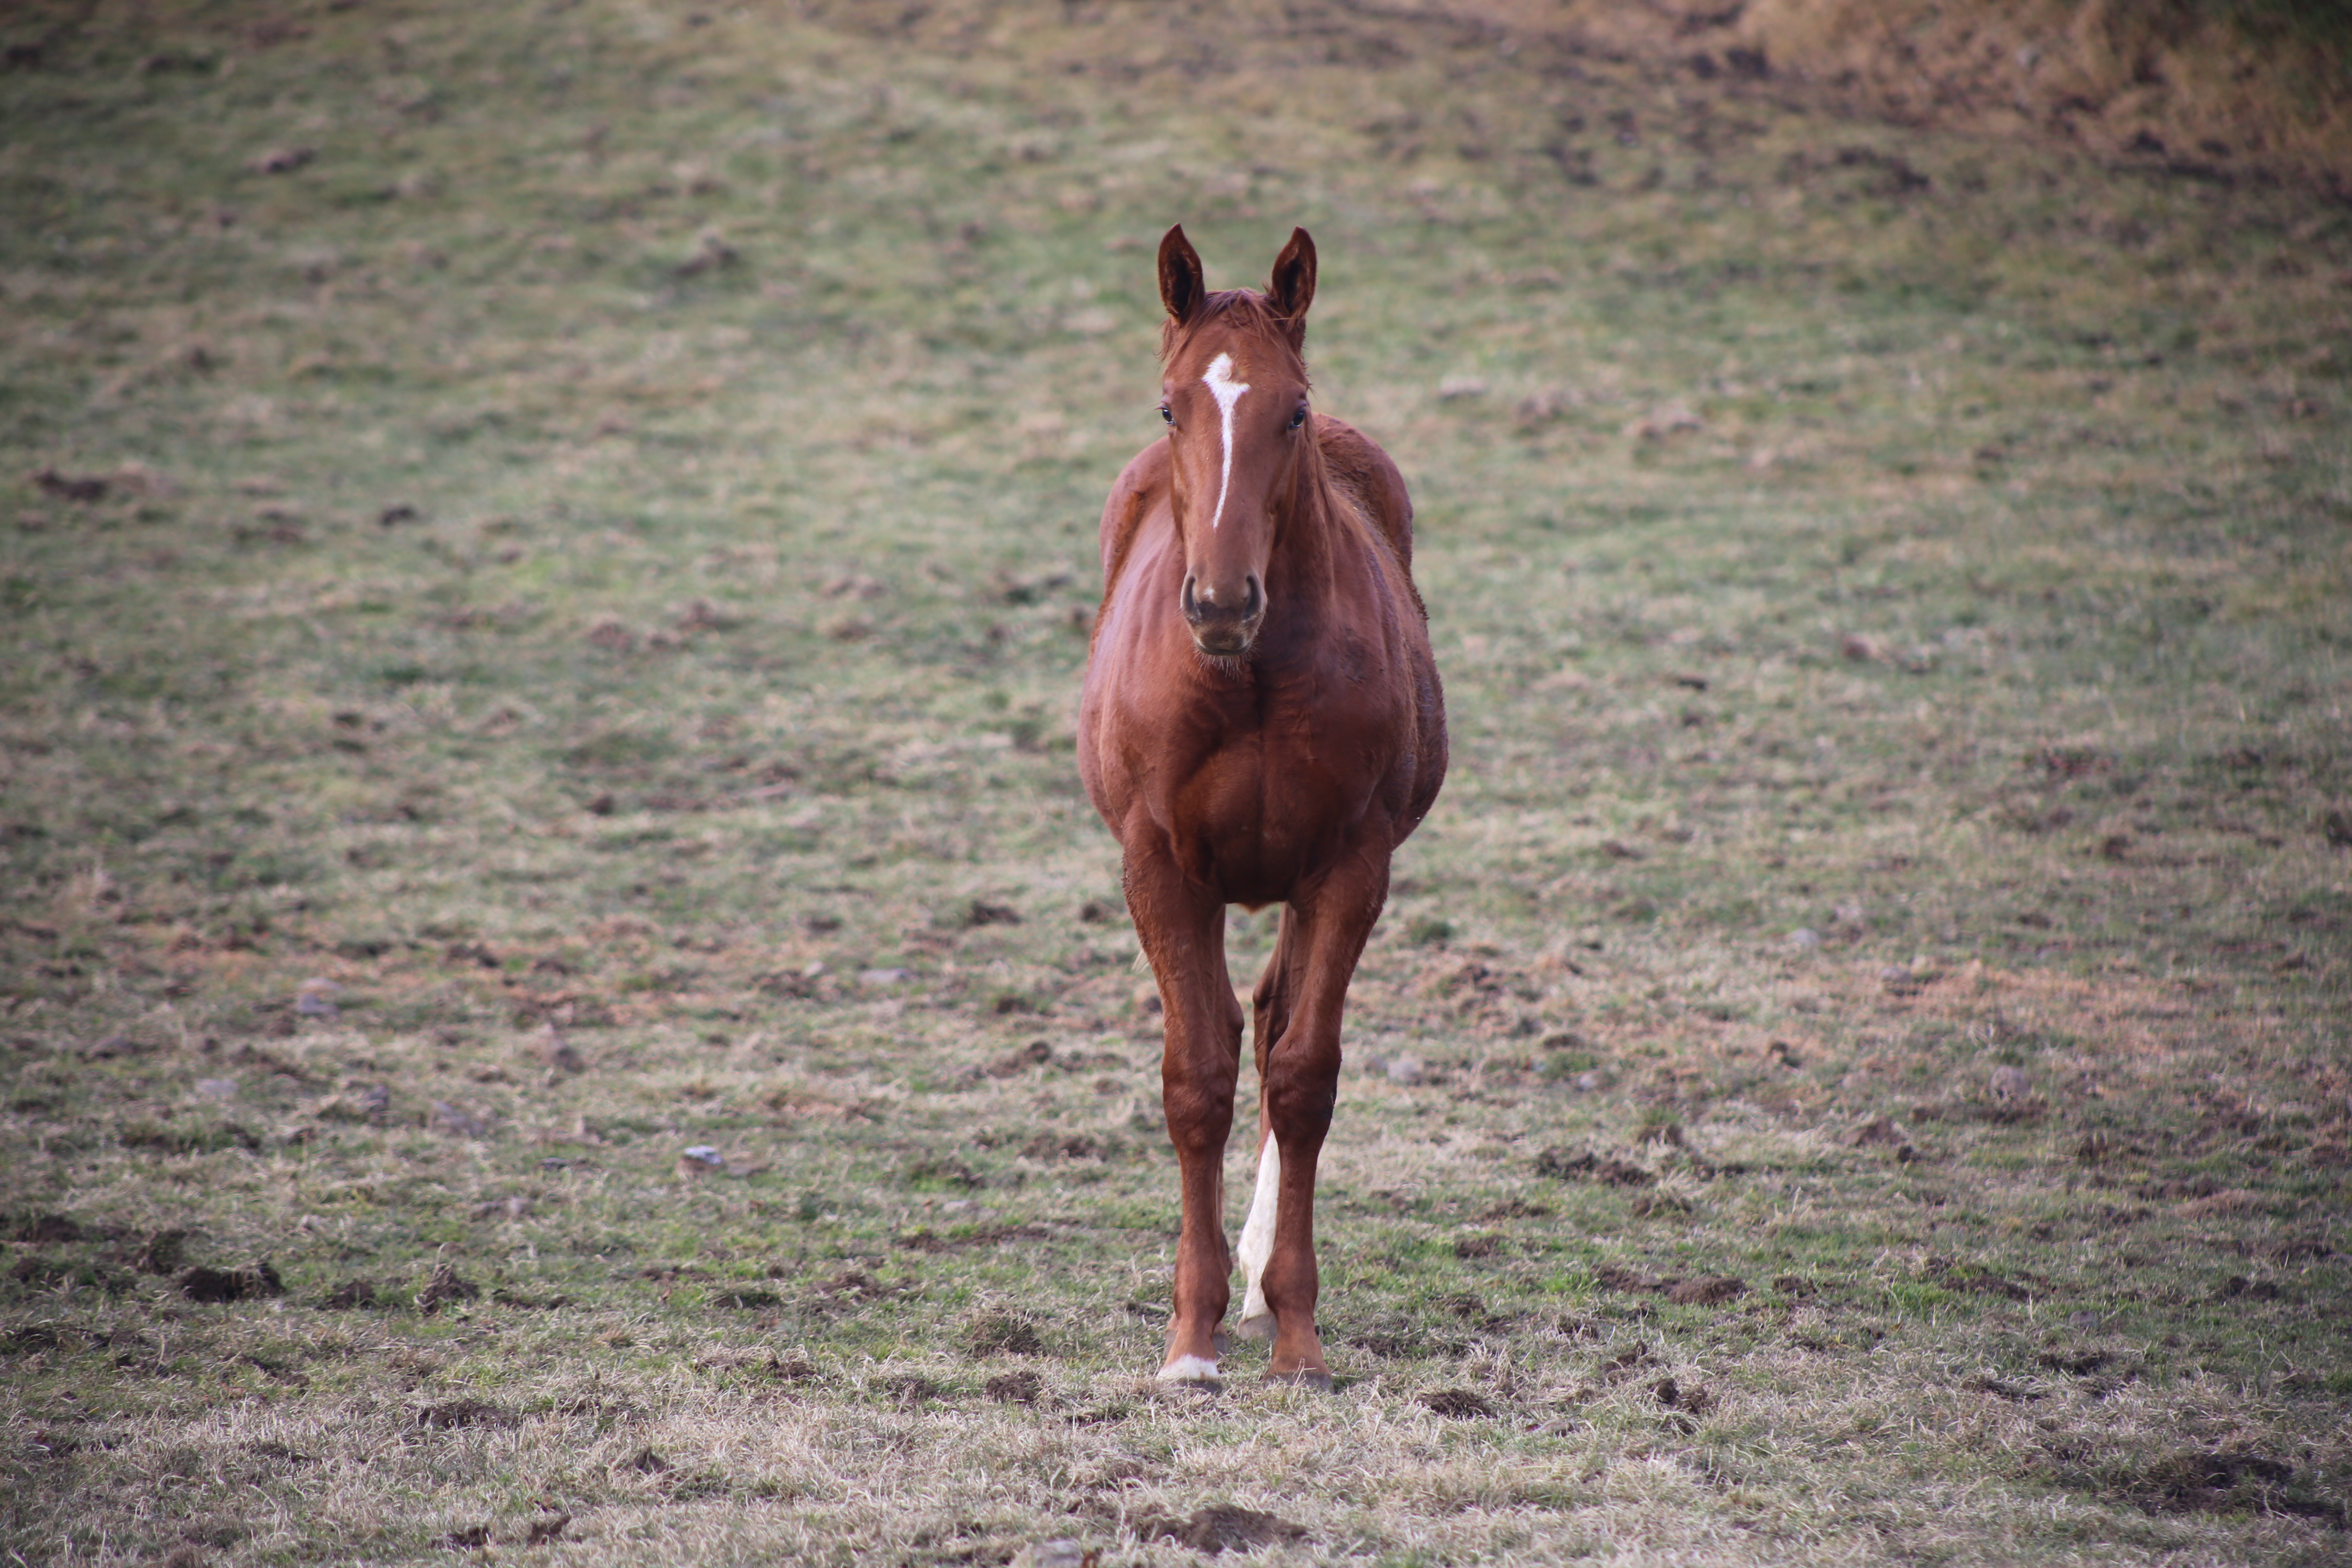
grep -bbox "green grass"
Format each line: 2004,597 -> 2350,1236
2,0 -> 2349,1563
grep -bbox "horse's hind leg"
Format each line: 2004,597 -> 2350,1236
1237,907 -> 1305,1342
1124,846 -> 1243,1383
1257,845 -> 1389,1389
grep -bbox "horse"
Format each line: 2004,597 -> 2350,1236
1078,225 -> 1447,1389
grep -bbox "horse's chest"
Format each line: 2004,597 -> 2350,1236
1159,702 -> 1381,893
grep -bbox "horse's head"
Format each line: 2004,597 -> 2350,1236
1155,224 -> 1317,658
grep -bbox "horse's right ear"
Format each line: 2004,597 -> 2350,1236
1158,225 -> 1206,324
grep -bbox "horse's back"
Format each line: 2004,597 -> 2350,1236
1314,417 -> 1444,840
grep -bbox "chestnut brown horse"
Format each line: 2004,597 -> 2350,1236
1078,226 -> 1446,1388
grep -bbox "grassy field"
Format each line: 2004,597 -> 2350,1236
2,0 -> 2349,1562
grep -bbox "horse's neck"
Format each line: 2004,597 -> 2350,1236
1269,448 -> 1361,595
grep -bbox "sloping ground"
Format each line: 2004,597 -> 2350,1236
0,0 -> 2347,1562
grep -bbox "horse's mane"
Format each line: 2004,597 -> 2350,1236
1159,288 -> 1307,365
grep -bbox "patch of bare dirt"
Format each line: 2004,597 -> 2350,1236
1136,1505 -> 1309,1555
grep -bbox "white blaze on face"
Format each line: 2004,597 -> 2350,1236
1236,1132 -> 1279,1335
1203,351 -> 1251,532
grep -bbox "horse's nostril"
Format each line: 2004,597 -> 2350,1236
1183,574 -> 1261,630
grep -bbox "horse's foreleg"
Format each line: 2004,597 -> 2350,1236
1125,848 -> 1241,1383
1236,907 -> 1305,1342
1257,845 -> 1390,1389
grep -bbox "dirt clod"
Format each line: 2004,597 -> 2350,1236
985,1040 -> 1052,1077
967,1312 -> 1045,1355
176,1262 -> 283,1303
12,1213 -> 83,1244
417,1398 -> 511,1429
319,1278 -> 376,1310
1020,1132 -> 1102,1162
1419,1388 -> 1498,1418
1136,1505 -> 1308,1555
132,1229 -> 190,1274
1666,1275 -> 1746,1306
986,1369 -> 1042,1403
1535,1147 -> 1653,1186
878,1374 -> 941,1408
32,468 -> 108,503
1595,1262 -> 1669,1293
2136,1450 -> 2333,1519
416,1261 -> 480,1315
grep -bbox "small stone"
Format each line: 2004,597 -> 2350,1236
1989,1065 -> 2031,1101
1386,1055 -> 1425,1086
679,1145 -> 725,1179
195,1078 -> 240,1099
1573,1070 -> 1602,1093
1788,927 -> 1820,949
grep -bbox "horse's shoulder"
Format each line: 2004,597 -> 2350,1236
1099,441 -> 1170,585
1313,415 -> 1413,569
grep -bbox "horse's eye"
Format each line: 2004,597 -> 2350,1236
1288,405 -> 1308,430
1159,403 -> 1174,425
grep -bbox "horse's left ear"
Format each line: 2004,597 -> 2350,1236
1267,227 -> 1316,342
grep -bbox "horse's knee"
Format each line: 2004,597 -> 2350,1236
1250,963 -> 1286,1010
1262,1056 -> 1338,1144
1160,1078 -> 1234,1152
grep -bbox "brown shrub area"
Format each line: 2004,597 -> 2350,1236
1454,0 -> 2352,187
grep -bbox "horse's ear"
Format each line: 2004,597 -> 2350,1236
1159,225 -> 1206,325
1267,227 -> 1316,339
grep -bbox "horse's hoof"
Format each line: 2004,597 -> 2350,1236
1233,1312 -> 1276,1342
1156,1354 -> 1224,1389
1265,1367 -> 1335,1393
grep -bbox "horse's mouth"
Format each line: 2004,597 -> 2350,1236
1188,619 -> 1261,657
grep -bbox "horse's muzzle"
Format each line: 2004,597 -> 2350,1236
1181,572 -> 1263,655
